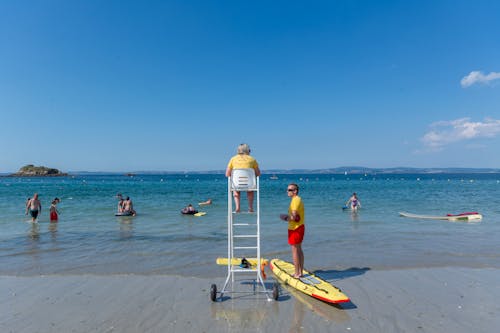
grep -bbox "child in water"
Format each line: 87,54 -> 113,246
50,198 -> 60,221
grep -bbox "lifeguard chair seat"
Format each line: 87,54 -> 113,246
231,168 -> 257,191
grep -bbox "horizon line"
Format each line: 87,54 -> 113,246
3,166 -> 500,176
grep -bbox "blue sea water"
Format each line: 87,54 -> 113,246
1,173 -> 500,278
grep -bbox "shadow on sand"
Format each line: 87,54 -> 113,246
212,267 -> 370,310
312,267 -> 371,309
314,267 -> 371,280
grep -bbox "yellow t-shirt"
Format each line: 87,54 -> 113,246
288,195 -> 304,230
227,154 -> 259,170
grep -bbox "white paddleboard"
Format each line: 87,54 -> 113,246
399,212 -> 482,221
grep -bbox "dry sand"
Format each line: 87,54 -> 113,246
1,268 -> 499,333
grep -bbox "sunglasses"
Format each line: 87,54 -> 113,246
287,188 -> 296,192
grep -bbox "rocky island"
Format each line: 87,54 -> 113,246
10,164 -> 68,177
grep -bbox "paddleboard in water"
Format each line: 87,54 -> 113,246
270,258 -> 350,304
399,211 -> 482,221
115,212 -> 133,216
194,212 -> 206,217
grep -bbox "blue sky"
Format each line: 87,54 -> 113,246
1,0 -> 499,172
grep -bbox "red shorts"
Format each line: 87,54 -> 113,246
50,212 -> 58,221
288,225 -> 304,245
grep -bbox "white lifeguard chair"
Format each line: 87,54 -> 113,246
210,168 -> 278,301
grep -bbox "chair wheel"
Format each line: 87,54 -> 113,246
210,284 -> 217,302
272,283 -> 279,300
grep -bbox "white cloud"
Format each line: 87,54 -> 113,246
461,71 -> 500,87
421,118 -> 500,150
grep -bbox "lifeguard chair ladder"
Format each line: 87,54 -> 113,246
210,168 -> 278,301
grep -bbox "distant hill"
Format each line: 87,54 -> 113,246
67,167 -> 500,175
9,164 -> 68,177
262,167 -> 500,174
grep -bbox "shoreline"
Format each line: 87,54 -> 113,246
2,169 -> 500,177
2,267 -> 498,333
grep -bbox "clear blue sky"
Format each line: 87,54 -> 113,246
1,0 -> 499,172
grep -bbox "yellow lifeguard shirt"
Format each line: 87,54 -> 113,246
227,154 -> 259,170
288,195 -> 304,230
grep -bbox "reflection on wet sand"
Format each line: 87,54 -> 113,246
281,284 -> 350,328
209,277 -> 351,331
210,297 -> 278,331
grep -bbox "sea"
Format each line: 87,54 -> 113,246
1,173 -> 500,278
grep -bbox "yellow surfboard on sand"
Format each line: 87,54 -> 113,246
270,258 -> 350,304
216,257 -> 268,266
216,257 -> 268,279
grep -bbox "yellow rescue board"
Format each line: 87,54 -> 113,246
216,257 -> 269,267
270,258 -> 350,304
194,212 -> 206,217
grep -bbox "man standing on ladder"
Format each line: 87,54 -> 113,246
280,183 -> 305,278
225,143 -> 261,212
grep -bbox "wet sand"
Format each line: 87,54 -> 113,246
1,268 -> 499,333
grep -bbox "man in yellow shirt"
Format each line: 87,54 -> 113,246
280,183 -> 305,278
225,143 -> 261,212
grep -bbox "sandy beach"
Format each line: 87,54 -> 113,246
1,267 -> 499,333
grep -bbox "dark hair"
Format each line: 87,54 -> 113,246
289,183 -> 299,194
